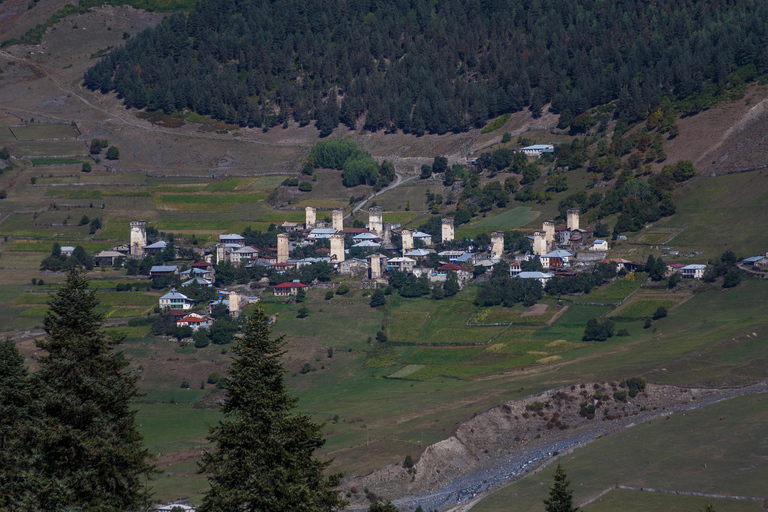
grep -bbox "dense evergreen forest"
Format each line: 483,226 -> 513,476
84,0 -> 768,135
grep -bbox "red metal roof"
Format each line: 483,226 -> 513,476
438,263 -> 466,272
178,316 -> 208,323
274,282 -> 308,288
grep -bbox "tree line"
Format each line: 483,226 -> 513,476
84,0 -> 768,135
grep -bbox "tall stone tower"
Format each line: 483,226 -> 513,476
130,220 -> 147,257
332,209 -> 344,232
305,206 -> 317,229
543,220 -> 555,248
330,233 -> 345,263
368,207 -> 383,236
277,233 -> 289,264
369,253 -> 383,279
491,231 -> 504,260
441,218 -> 455,243
401,229 -> 414,255
228,291 -> 242,317
533,231 -> 547,256
567,208 -> 580,231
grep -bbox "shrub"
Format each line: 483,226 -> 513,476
324,291 -> 334,300
207,372 -> 221,384
81,162 -> 92,172
643,318 -> 652,329
105,146 -> 120,160
613,390 -> 628,402
525,401 -> 545,412
370,288 -> 386,307
375,330 -> 387,343
583,318 -> 616,341
298,182 -> 313,192
180,378 -> 190,389
404,455 -> 414,468
335,284 -> 350,295
300,363 -> 312,374
723,268 -> 742,288
282,177 -> 299,186
297,306 -> 310,318
652,306 -> 668,320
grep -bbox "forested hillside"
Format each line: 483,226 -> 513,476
84,0 -> 768,135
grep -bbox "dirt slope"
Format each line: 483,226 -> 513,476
665,86 -> 768,175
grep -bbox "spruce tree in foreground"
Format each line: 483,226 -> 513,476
198,306 -> 345,512
31,271 -> 153,510
543,463 -> 579,512
0,337 -> 34,508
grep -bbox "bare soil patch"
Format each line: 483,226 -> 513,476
665,85 -> 768,175
521,304 -> 548,317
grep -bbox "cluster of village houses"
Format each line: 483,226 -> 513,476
76,204 -> 768,332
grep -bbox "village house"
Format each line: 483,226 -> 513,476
219,234 -> 245,246
150,265 -> 179,277
590,239 -> 609,251
273,280 -> 308,296
600,258 -> 638,272
159,289 -> 194,310
60,246 -> 75,256
509,261 -> 522,276
94,250 -> 124,267
681,264 -> 707,279
233,245 -> 259,264
437,250 -> 466,263
144,240 -> 168,256
521,144 -> 554,157
308,228 -> 338,239
515,271 -> 554,285
387,257 -> 417,272
404,248 -> 432,260
176,314 -> 212,330
413,231 -> 433,246
182,276 -> 213,288
540,249 -> 573,270
437,263 -> 473,287
339,258 -> 369,276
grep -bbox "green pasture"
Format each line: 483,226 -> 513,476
16,140 -> 88,157
576,274 -> 646,303
656,170 -> 768,260
472,394 -> 768,512
155,193 -> 266,211
30,157 -> 91,165
609,299 -> 677,319
9,123 -> 79,140
2,239 -> 113,252
45,188 -> 102,199
584,490 -> 763,512
477,206 -> 540,228
0,213 -> 91,238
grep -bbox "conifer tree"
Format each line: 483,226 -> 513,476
0,337 -> 34,508
31,271 -> 153,510
199,307 -> 345,512
543,463 -> 579,512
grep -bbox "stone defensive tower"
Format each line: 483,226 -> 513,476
491,231 -> 504,260
368,207 -> 383,236
305,206 -> 317,229
332,209 -> 344,232
567,208 -> 580,231
441,218 -> 455,243
130,220 -> 147,257
228,291 -> 242,317
330,233 -> 345,263
543,220 -> 556,248
401,229 -> 414,255
533,231 -> 547,256
369,253 -> 383,279
277,233 -> 289,264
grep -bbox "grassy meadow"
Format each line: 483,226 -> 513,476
471,394 -> 768,512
